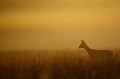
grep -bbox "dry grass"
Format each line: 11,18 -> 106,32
0,49 -> 120,79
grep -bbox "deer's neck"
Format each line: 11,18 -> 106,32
84,44 -> 91,52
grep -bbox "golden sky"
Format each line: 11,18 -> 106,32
0,0 -> 120,50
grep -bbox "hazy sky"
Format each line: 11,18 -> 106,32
0,0 -> 120,50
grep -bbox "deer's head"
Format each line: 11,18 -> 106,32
79,40 -> 86,48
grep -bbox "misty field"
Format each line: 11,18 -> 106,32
0,49 -> 120,79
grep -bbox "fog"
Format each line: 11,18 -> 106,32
0,0 -> 120,50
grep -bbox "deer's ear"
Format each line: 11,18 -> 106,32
81,40 -> 85,43
81,40 -> 84,42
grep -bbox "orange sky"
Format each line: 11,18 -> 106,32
0,0 -> 120,50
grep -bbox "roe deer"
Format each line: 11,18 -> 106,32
79,40 -> 113,60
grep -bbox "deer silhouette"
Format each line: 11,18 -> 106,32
79,40 -> 113,60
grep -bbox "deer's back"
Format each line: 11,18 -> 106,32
89,49 -> 113,58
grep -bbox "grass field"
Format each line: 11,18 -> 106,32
0,49 -> 120,79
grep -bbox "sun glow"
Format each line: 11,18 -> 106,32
0,0 -> 120,50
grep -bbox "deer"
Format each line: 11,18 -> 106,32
79,40 -> 113,61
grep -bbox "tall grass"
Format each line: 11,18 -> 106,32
0,49 -> 120,79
